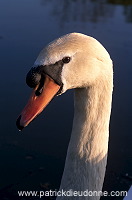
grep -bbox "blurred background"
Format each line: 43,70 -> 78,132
0,0 -> 132,199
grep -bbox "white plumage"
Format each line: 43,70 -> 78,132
35,33 -> 113,200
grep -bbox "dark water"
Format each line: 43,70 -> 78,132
0,0 -> 132,199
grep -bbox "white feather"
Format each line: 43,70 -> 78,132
35,33 -> 113,200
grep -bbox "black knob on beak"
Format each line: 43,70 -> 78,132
26,67 -> 41,88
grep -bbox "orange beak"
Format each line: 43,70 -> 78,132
16,75 -> 60,130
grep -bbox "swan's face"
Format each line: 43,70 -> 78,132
16,33 -> 112,130
34,33 -> 107,93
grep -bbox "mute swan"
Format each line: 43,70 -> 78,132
16,33 -> 113,200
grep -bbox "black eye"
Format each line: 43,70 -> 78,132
62,56 -> 71,64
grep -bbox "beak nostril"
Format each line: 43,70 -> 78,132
35,75 -> 45,96
35,87 -> 43,96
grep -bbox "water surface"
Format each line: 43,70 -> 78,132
0,0 -> 132,199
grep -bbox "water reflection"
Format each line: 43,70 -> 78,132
124,5 -> 132,22
40,0 -> 132,24
108,0 -> 132,5
0,0 -> 132,198
109,0 -> 132,22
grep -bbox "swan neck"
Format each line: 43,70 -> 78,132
58,78 -> 113,200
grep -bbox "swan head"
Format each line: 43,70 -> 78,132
16,33 -> 112,130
